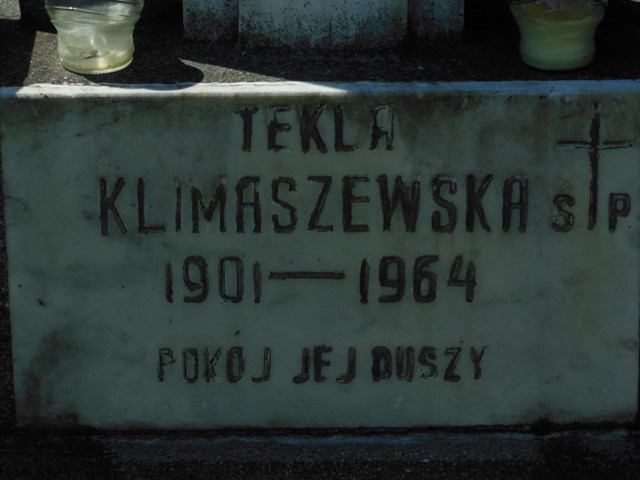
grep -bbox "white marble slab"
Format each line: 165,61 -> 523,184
1,81 -> 639,428
238,0 -> 407,48
184,0 -> 464,46
184,0 -> 239,42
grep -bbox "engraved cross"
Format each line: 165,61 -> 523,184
557,103 -> 633,230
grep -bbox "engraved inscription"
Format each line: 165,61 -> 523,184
95,102 -> 635,392
157,345 -> 489,384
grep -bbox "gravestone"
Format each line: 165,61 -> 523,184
1,82 -> 638,428
184,0 -> 464,46
2,0 -> 640,476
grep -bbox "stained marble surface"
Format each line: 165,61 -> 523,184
238,0 -> 407,48
182,0 -> 424,47
1,81 -> 638,428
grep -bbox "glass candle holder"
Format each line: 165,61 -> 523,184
45,0 -> 144,74
510,0 -> 607,70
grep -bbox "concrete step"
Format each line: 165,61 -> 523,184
0,429 -> 639,479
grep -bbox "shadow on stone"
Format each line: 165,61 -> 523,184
0,124 -> 16,430
0,19 -> 36,86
